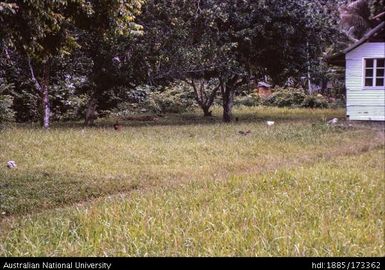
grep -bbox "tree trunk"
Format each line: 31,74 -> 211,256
188,79 -> 217,118
222,92 -> 233,122
85,98 -> 97,126
42,84 -> 50,129
221,82 -> 234,123
42,63 -> 51,129
306,41 -> 313,95
321,78 -> 328,95
28,58 -> 51,129
202,106 -> 212,117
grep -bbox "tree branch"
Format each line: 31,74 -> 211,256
27,57 -> 43,93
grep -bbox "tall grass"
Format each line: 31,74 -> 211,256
0,107 -> 384,256
0,149 -> 383,256
1,108 -> 380,216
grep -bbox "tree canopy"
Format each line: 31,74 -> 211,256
1,0 -> 382,125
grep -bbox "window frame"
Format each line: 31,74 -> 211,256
362,57 -> 385,90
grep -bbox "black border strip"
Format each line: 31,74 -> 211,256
0,257 -> 384,270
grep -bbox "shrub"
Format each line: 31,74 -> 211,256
328,97 -> 346,109
12,88 -> 41,122
142,82 -> 195,114
0,94 -> 15,122
0,83 -> 15,123
263,87 -> 306,107
301,94 -> 329,108
234,94 -> 260,107
125,85 -> 149,103
60,94 -> 89,121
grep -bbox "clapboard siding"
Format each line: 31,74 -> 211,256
345,60 -> 363,91
347,106 -> 385,121
347,91 -> 385,105
345,42 -> 385,121
346,43 -> 385,59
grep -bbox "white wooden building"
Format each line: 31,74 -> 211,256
329,21 -> 385,121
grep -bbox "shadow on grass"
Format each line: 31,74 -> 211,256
0,170 -> 141,218
12,108 -> 347,130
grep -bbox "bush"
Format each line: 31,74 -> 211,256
142,82 -> 195,114
59,94 -> 89,121
301,94 -> 329,108
234,94 -> 260,107
263,87 -> 332,109
0,94 -> 15,122
263,87 -> 306,107
0,83 -> 15,123
328,98 -> 346,109
9,80 -> 49,123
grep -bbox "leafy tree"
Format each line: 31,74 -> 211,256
339,0 -> 385,41
0,0 -> 144,128
0,0 -> 92,128
133,0 -> 223,117
0,65 -> 15,123
71,0 -> 144,126
0,0 -> 352,124
138,0 -> 345,121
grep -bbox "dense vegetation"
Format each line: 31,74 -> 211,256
1,0 -> 383,127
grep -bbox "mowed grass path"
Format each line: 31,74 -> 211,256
0,107 -> 384,256
1,149 -> 383,256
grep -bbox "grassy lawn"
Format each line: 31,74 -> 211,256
0,107 -> 384,256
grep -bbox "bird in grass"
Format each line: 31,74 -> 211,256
113,121 -> 123,131
266,121 -> 275,126
327,118 -> 338,125
239,130 -> 252,136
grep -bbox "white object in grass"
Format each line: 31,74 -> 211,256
7,160 -> 16,169
327,118 -> 338,125
266,121 -> 275,126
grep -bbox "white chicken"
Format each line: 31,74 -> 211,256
327,118 -> 338,125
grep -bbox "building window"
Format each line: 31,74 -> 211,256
364,58 -> 385,88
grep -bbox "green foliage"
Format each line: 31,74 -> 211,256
264,88 -> 307,108
0,2 -> 17,16
74,0 -> 145,125
1,1 -> 87,61
369,0 -> 385,17
0,0 -> 145,127
48,72 -> 91,121
12,88 -> 40,122
234,94 -> 260,107
0,0 -> 349,124
0,83 -> 15,122
301,95 -> 329,109
107,85 -> 150,117
145,83 -> 195,114
111,83 -> 195,116
339,0 -> 384,41
52,93 -> 89,122
329,97 -> 346,109
264,88 -> 331,108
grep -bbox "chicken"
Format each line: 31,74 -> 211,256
113,121 -> 123,131
239,130 -> 252,135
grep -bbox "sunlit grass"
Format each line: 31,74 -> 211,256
0,107 -> 384,256
0,149 -> 383,256
0,107 -> 378,216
